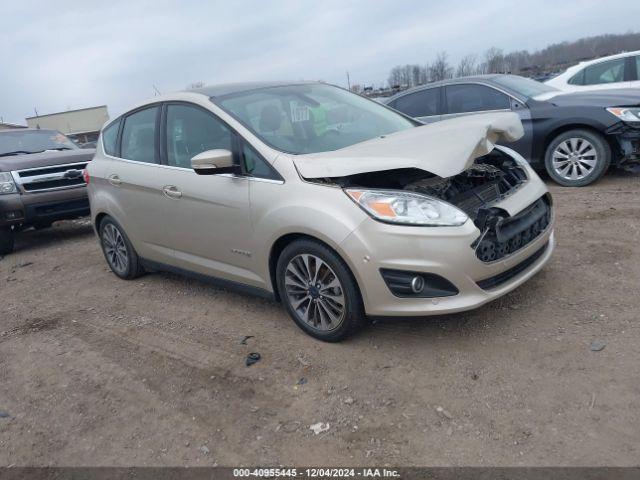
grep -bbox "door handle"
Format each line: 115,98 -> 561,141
162,185 -> 182,199
108,174 -> 122,187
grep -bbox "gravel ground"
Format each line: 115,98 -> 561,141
1,172 -> 639,466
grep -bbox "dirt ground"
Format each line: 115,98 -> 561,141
1,172 -> 639,467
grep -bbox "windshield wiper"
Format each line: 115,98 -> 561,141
0,150 -> 41,157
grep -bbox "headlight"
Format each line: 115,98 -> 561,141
345,189 -> 468,226
0,172 -> 17,195
606,107 -> 640,122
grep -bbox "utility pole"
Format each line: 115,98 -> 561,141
152,85 -> 161,96
34,107 -> 39,117
346,71 -> 351,91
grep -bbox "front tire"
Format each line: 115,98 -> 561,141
276,239 -> 365,342
98,216 -> 144,279
0,227 -> 14,255
544,129 -> 610,187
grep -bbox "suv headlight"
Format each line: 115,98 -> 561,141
0,172 -> 17,195
345,189 -> 468,226
607,107 -> 640,122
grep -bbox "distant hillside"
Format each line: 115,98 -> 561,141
379,31 -> 640,92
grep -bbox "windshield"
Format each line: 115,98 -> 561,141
493,75 -> 558,99
0,130 -> 78,157
216,84 -> 415,154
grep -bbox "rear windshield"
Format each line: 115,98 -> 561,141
493,75 -> 558,99
216,83 -> 415,154
0,130 -> 78,157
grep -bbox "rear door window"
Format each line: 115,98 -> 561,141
389,88 -> 440,117
121,107 -> 159,164
583,58 -> 625,85
444,84 -> 510,114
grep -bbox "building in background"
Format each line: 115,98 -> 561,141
26,106 -> 109,144
0,121 -> 27,130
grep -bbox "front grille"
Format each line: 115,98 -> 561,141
455,165 -> 528,216
476,242 -> 549,290
474,194 -> 552,262
14,162 -> 88,193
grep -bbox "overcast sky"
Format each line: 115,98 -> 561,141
1,0 -> 639,124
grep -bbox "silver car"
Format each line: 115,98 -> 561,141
87,82 -> 554,341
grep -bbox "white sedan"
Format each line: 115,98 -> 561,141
545,50 -> 640,92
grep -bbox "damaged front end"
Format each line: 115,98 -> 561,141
307,148 -> 552,263
607,123 -> 640,172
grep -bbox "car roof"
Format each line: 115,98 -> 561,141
553,50 -> 640,80
190,80 -> 321,98
575,49 -> 640,67
385,74 -> 521,102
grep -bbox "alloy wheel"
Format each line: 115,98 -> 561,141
284,254 -> 346,332
102,223 -> 129,275
552,137 -> 598,181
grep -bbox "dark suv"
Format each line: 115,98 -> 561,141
0,129 -> 94,254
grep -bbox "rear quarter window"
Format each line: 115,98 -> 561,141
568,70 -> 585,85
101,120 -> 120,156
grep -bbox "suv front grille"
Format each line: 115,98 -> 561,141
13,162 -> 88,193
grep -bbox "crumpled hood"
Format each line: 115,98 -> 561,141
293,112 -> 524,179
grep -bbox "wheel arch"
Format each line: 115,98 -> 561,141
268,232 -> 363,304
94,211 -> 109,232
543,123 -> 615,161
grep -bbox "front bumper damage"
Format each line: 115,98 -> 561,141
607,123 -> 640,172
339,175 -> 555,317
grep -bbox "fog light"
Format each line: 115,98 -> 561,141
410,276 -> 425,293
380,269 -> 459,298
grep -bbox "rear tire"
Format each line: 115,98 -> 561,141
0,227 -> 14,255
544,129 -> 610,187
98,216 -> 144,279
276,239 -> 365,342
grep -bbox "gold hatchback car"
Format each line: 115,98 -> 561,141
87,82 -> 554,341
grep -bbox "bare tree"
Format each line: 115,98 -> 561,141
388,64 -> 428,88
387,32 -> 640,87
455,54 -> 477,78
429,52 -> 453,81
484,47 -> 505,73
504,50 -> 531,74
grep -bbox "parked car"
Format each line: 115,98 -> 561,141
385,74 -> 640,186
545,50 -> 640,92
0,129 -> 94,254
88,82 -> 554,341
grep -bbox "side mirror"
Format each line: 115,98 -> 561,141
191,149 -> 239,175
